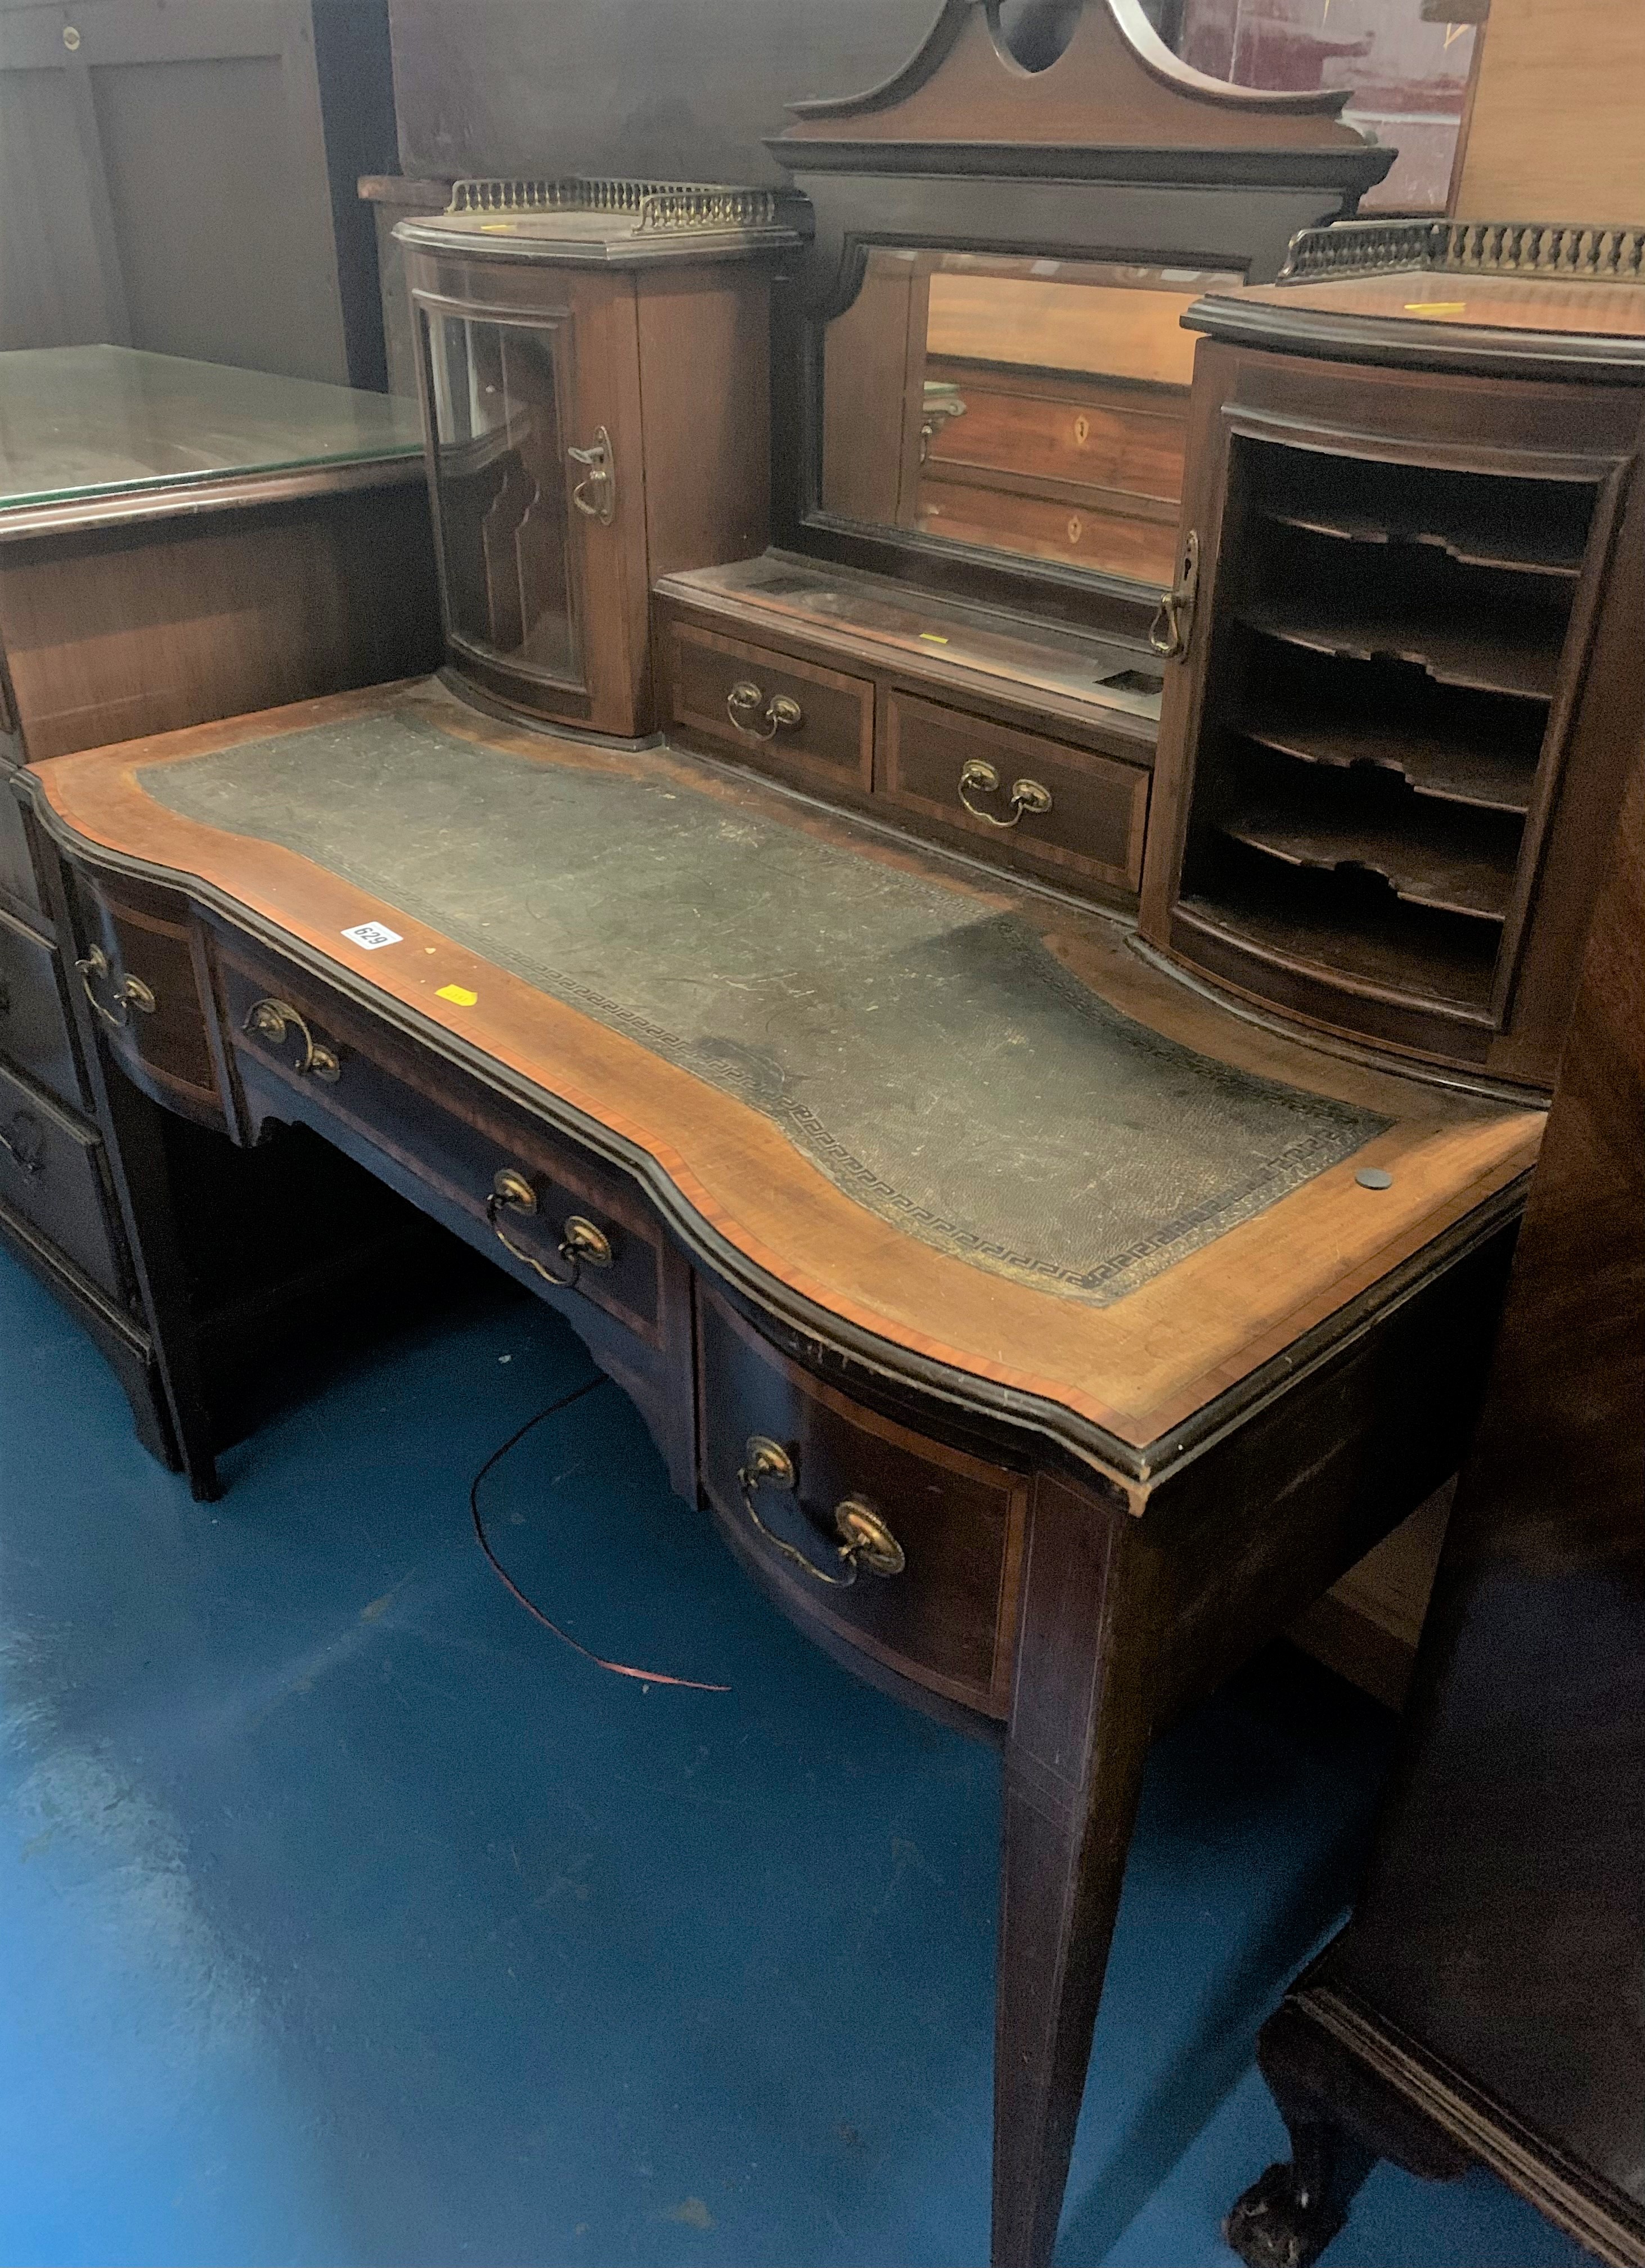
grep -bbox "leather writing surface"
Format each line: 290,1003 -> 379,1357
143,709 -> 1386,1305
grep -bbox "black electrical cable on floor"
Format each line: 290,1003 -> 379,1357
468,1373 -> 730,1693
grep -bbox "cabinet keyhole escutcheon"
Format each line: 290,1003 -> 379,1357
567,426 -> 616,523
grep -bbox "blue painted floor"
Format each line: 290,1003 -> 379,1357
0,1243 -> 1589,2268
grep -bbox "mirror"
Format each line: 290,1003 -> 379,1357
818,250 -> 1238,589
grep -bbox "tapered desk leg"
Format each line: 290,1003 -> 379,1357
993,1476 -> 1154,2268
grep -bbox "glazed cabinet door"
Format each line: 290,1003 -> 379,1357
415,269 -> 648,735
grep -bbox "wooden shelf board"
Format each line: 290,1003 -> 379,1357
1237,715 -> 1539,816
1259,504 -> 1585,580
1179,884 -> 1499,1018
1219,805 -> 1517,922
1240,604 -> 1562,701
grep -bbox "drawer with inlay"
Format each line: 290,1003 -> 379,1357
696,1286 -> 1028,1718
216,937 -> 669,1349
662,619 -> 874,797
879,689 -> 1150,898
0,902 -> 85,1109
0,1054 -> 126,1300
68,872 -> 222,1115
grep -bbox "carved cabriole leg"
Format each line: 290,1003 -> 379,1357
992,1472 -> 1157,2268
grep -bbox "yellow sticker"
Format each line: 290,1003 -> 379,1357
479,222 -> 517,235
1403,300 -> 1467,316
919,632 -> 949,644
436,983 -> 478,1007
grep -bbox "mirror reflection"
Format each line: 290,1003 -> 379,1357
819,250 -> 1238,587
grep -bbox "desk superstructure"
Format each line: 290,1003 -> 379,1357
11,14 -> 1645,2265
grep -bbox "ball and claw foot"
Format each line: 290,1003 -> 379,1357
1223,2157 -> 1348,2268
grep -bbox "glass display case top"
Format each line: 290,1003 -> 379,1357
0,346 -> 423,516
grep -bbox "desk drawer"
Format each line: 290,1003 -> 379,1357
0,1056 -> 125,1299
697,1287 -> 1027,1717
0,904 -> 84,1108
0,782 -> 44,918
71,879 -> 221,1112
218,942 -> 666,1346
663,620 -> 874,798
880,690 -> 1149,898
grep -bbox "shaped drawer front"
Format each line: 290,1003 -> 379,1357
0,905 -> 84,1109
71,878 -> 221,1112
880,690 -> 1149,897
0,1056 -> 125,1299
696,1287 -> 1027,1717
663,619 -> 874,797
218,940 -> 667,1348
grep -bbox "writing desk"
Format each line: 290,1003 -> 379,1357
25,676 -> 1540,2267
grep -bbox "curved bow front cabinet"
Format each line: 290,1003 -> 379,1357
1140,223 -> 1645,1092
396,182 -> 804,740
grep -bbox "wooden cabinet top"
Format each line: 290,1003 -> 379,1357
0,346 -> 424,537
1187,221 -> 1645,380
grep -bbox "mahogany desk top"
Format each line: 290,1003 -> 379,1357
29,676 -> 1539,1494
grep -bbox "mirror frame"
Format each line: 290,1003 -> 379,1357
767,0 -> 1394,638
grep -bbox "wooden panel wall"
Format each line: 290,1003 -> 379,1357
386,0 -> 937,187
0,0 -> 395,387
1454,0 -> 1645,222
386,0 -> 1471,210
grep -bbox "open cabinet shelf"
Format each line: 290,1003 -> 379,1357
1163,423 -> 1611,1063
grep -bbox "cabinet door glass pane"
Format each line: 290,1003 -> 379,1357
424,312 -> 582,686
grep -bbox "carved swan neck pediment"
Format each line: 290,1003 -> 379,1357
775,0 -> 1372,160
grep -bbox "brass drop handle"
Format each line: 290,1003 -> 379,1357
487,1166 -> 614,1289
0,1110 -> 43,1177
568,426 -> 616,524
725,680 -> 803,742
243,997 -> 341,1083
736,1434 -> 906,1588
957,758 -> 1053,830
1148,527 -> 1200,660
76,945 -> 156,1031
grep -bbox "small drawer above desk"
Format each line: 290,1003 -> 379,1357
217,938 -> 668,1349
0,903 -> 85,1110
662,620 -> 874,797
696,1286 -> 1028,1718
880,691 -> 1149,896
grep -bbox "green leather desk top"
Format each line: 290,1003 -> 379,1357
142,705 -> 1385,1308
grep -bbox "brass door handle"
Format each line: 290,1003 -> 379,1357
1148,527 -> 1200,659
568,426 -> 616,523
487,1166 -> 614,1289
726,681 -> 803,742
0,1111 -> 43,1176
243,997 -> 341,1083
736,1435 -> 906,1588
957,759 -> 1053,830
76,946 -> 156,1030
